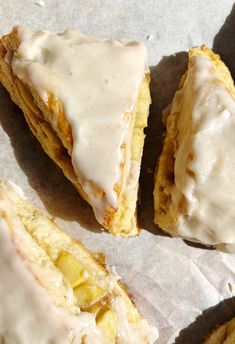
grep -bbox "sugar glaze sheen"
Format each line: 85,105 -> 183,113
170,55 -> 235,249
11,26 -> 148,222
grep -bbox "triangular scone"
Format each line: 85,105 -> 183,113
204,317 -> 235,344
0,27 -> 151,236
154,45 -> 235,249
0,181 -> 158,344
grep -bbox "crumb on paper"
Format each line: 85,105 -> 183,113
228,282 -> 235,294
94,252 -> 106,265
146,34 -> 153,41
34,0 -> 45,7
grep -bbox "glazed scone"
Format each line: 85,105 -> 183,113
0,26 -> 151,236
154,45 -> 235,249
204,317 -> 235,344
0,181 -> 158,344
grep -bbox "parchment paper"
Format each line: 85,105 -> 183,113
1,1 -> 235,343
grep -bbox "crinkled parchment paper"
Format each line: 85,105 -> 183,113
1,1 -> 235,343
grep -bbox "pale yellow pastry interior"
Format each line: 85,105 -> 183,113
0,181 -> 158,344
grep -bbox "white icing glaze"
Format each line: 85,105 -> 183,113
169,55 -> 235,247
0,182 -> 158,343
11,26 -> 148,222
0,188 -> 106,344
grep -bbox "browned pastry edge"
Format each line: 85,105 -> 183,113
153,45 -> 235,237
0,28 -> 151,236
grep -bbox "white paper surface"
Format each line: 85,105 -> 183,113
1,1 -> 235,343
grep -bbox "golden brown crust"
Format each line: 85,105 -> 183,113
204,317 -> 235,344
153,45 -> 235,236
0,28 -> 151,236
153,75 -> 185,235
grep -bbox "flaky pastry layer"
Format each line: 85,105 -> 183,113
0,181 -> 157,343
0,28 -> 151,236
153,45 -> 235,237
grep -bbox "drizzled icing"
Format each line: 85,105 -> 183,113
0,182 -> 158,343
169,55 -> 235,247
10,27 -> 148,222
